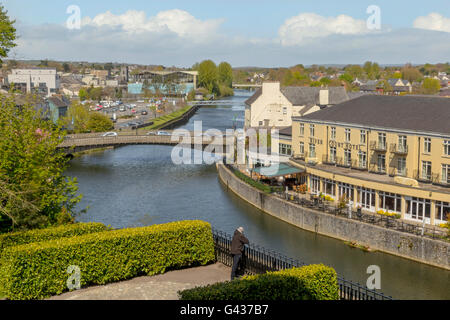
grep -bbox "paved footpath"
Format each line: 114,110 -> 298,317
49,263 -> 231,300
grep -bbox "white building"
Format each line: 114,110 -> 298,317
244,82 -> 349,128
7,68 -> 60,97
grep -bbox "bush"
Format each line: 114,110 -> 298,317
0,222 -> 109,255
232,168 -> 272,193
179,264 -> 339,300
0,220 -> 215,300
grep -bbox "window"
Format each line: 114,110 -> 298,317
377,154 -> 386,173
344,149 -> 351,166
406,197 -> 431,222
398,157 -> 406,176
330,147 -> 336,163
378,133 -> 386,149
331,127 -> 336,140
345,128 -> 351,142
299,142 -> 305,155
309,144 -> 316,158
398,135 -> 407,152
444,140 -> 450,156
442,164 -> 450,184
283,107 -> 287,115
310,175 -> 320,195
360,130 -> 366,144
435,201 -> 450,224
422,161 -> 432,180
325,179 -> 335,197
259,121 -> 263,126
300,123 -> 305,136
358,151 -> 367,169
424,138 -> 431,153
310,124 -> 315,137
379,192 -> 402,213
359,188 -> 375,211
338,183 -> 354,202
279,144 -> 292,156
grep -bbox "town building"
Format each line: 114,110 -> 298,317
244,82 -> 349,128
47,96 -> 70,125
289,95 -> 450,226
129,70 -> 198,96
7,68 -> 60,97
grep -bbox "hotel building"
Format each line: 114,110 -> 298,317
290,95 -> 450,226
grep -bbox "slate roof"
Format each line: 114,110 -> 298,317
298,95 -> 450,136
245,86 -> 348,107
278,126 -> 292,137
48,96 -> 70,108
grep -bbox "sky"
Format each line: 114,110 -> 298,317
2,0 -> 450,67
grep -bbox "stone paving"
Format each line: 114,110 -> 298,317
49,263 -> 231,300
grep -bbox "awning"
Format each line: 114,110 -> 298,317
252,163 -> 305,178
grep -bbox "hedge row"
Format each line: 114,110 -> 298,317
0,220 -> 215,300
232,168 -> 273,193
0,222 -> 109,255
179,264 -> 339,300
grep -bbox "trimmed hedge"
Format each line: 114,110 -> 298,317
179,264 -> 339,300
0,223 -> 109,255
0,220 -> 215,300
232,168 -> 273,193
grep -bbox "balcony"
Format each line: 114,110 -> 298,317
369,163 -> 387,175
322,154 -> 337,165
336,156 -> 351,168
293,152 -> 306,160
370,141 -> 387,152
431,173 -> 450,187
351,159 -> 367,171
390,144 -> 408,155
413,170 -> 432,183
389,167 -> 408,177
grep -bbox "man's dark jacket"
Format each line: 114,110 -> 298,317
231,230 -> 249,255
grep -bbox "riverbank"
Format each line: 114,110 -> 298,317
141,105 -> 196,131
216,163 -> 450,270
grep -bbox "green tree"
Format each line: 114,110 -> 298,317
218,62 -> 233,88
0,5 -> 16,63
339,73 -> 354,83
63,63 -> 71,73
86,113 -> 113,133
401,66 -> 423,83
198,60 -> 218,94
0,94 -> 82,231
421,78 -> 441,95
63,102 -> 91,133
79,88 -> 88,101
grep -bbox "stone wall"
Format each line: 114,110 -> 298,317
216,164 -> 450,270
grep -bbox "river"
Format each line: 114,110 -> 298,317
66,90 -> 450,300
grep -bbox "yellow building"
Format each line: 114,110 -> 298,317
290,95 -> 450,226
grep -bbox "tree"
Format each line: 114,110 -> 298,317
0,6 -> 16,63
401,66 -> 422,83
0,94 -> 82,231
339,73 -> 354,83
421,78 -> 441,95
63,102 -> 91,133
63,63 -> 71,73
198,60 -> 218,94
86,113 -> 113,133
218,62 -> 233,88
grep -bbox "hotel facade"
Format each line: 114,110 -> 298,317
289,95 -> 450,226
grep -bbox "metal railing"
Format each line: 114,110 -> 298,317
390,143 -> 408,154
389,167 -> 408,177
370,141 -> 387,152
212,229 -> 393,300
273,192 -> 449,241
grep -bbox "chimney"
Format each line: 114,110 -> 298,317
319,89 -> 329,105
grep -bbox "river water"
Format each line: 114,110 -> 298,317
66,90 -> 449,300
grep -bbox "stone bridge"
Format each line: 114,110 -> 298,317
58,132 -> 237,155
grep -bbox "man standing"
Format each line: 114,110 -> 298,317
230,226 -> 249,281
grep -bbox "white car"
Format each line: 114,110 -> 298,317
157,131 -> 171,136
102,132 -> 118,137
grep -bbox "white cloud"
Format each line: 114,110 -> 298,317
278,13 -> 372,46
81,9 -> 224,42
413,13 -> 450,33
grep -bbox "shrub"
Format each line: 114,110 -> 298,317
179,264 -> 339,300
0,220 -> 215,300
0,222 -> 109,255
232,168 -> 272,193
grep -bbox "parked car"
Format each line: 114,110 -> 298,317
157,131 -> 171,136
146,131 -> 156,136
141,110 -> 148,115
101,132 -> 118,137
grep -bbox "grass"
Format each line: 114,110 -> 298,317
142,105 -> 192,130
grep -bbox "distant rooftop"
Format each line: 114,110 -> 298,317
297,95 -> 450,136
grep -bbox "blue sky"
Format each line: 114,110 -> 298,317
3,0 -> 450,66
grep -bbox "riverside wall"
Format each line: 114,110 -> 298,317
216,164 -> 450,270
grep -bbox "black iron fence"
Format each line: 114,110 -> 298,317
274,192 -> 449,242
212,229 -> 393,300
